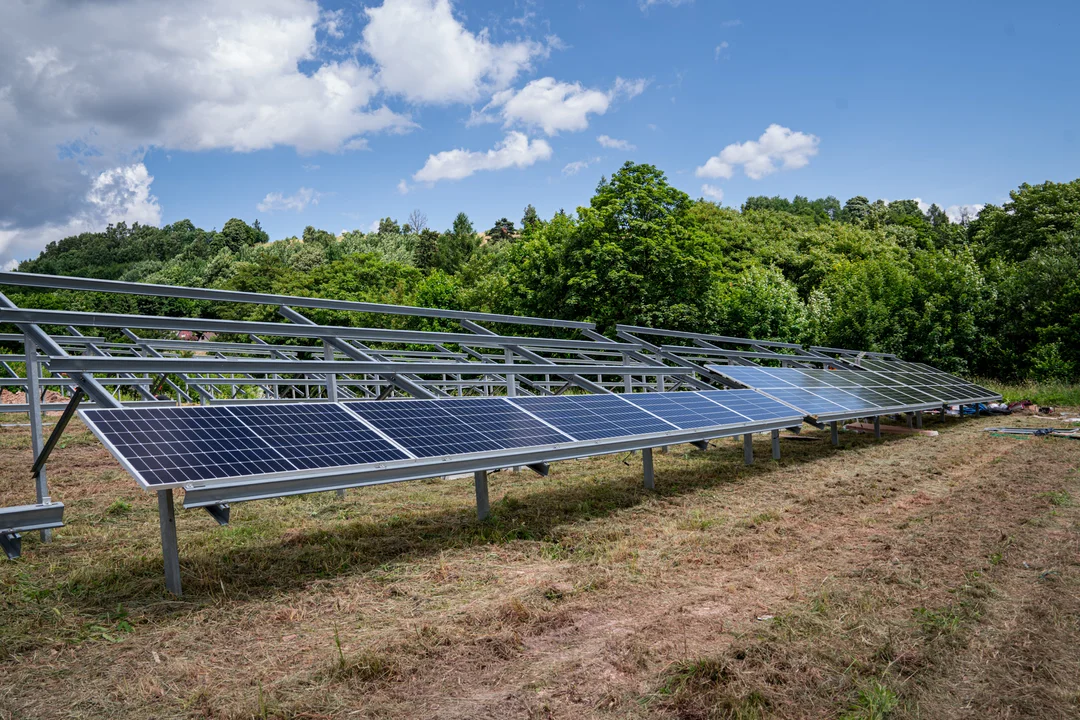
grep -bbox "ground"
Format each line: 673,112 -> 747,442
1,411 -> 1078,719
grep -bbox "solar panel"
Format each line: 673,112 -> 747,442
82,406 -> 302,486
620,390 -> 801,429
228,403 -> 409,470
852,358 -> 998,403
345,398 -> 573,457
708,365 -> 941,417
508,394 -> 678,440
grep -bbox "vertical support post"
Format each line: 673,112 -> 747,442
505,349 -> 516,397
325,343 -> 345,499
623,353 -> 632,395
157,489 -> 182,597
941,403 -> 947,423
874,416 -> 881,439
915,410 -> 923,429
830,421 -> 839,446
642,447 -> 655,490
474,470 -> 490,521
771,429 -> 780,460
906,413 -> 914,429
24,338 -> 51,542
743,434 -> 754,465
658,373 -> 668,453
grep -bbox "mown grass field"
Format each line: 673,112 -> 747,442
1,409 -> 1078,719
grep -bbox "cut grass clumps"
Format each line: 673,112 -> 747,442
104,499 -> 133,516
841,679 -> 899,720
1040,490 -> 1074,507
652,658 -> 768,720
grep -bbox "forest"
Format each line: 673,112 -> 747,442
7,162 -> 1079,383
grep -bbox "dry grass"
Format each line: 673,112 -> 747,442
1,410 -> 1078,719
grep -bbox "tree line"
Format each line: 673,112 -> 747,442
8,162 -> 1079,382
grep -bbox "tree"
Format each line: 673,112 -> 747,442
841,196 -> 872,224
559,161 -> 720,332
407,209 -> 428,234
415,229 -> 439,270
521,204 -> 540,229
451,212 -> 474,237
487,217 -> 515,240
377,217 -> 401,235
302,225 -> 336,248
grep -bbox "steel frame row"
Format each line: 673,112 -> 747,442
0,271 -> 995,596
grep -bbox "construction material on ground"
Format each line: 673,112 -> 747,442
984,427 -> 1080,439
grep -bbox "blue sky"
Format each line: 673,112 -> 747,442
2,0 -> 1078,263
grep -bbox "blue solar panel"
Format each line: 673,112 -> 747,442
229,403 -> 409,470
509,394 -> 678,440
621,392 -> 748,429
696,390 -> 803,422
81,406 -> 296,486
346,398 -> 572,457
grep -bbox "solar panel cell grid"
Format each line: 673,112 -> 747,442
621,392 -> 747,429
509,394 -> 678,441
83,406 -> 296,486
346,398 -> 572,457
230,403 -> 409,470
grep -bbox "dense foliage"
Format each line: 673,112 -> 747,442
8,163 -> 1079,381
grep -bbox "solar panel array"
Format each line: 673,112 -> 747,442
83,404 -> 408,486
82,391 -> 805,489
346,398 -> 572,457
707,366 -> 945,418
849,358 -> 999,403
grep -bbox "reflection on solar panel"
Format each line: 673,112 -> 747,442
345,398 -> 573,457
851,358 -> 999,404
509,394 -> 678,440
229,403 -> 409,470
621,389 -> 799,429
708,366 -> 944,417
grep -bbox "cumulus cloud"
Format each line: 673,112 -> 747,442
597,135 -> 636,151
700,184 -> 724,202
397,179 -> 410,195
0,164 -> 161,266
696,124 -> 820,180
256,187 -> 322,213
0,0 -> 414,262
362,0 -> 546,104
486,78 -> 610,135
413,132 -> 552,183
562,157 -> 601,176
715,41 -> 729,60
478,76 -> 648,136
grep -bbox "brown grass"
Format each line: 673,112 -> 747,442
1,411 -> 1078,719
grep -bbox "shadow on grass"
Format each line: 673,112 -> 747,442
21,426 -> 922,622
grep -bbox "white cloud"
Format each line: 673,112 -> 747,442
0,0 -> 414,263
257,187 -> 322,213
715,41 -> 729,60
701,184 -> 724,202
612,77 -> 648,100
914,198 -> 985,223
362,0 -> 546,104
720,19 -> 742,27
946,204 -> 984,223
413,131 -> 552,183
479,76 -> 648,136
562,157 -> 601,176
696,124 -> 820,180
487,78 -> 611,135
0,164 -> 161,266
597,135 -> 636,151
397,179 -> 410,195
